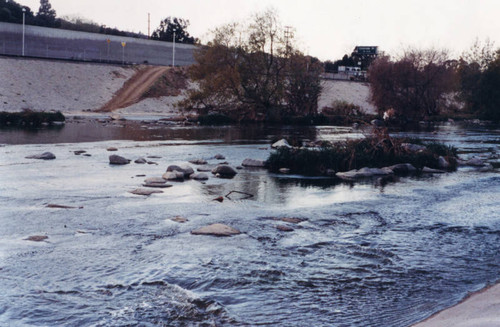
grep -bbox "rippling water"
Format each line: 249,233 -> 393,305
0,122 -> 499,326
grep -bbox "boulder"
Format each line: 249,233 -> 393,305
135,157 -> 147,164
107,147 -> 118,151
197,166 -> 213,172
479,163 -> 494,172
336,167 -> 393,180
74,150 -> 86,155
162,171 -> 185,181
402,143 -> 427,152
421,166 -> 446,174
109,155 -> 130,165
171,217 -> 188,223
279,168 -> 291,174
129,188 -> 163,196
26,152 -> 56,160
214,154 -> 225,160
438,156 -> 450,169
191,223 -> 241,237
242,158 -> 266,168
189,159 -> 208,165
277,225 -> 294,232
166,164 -> 194,177
466,158 -> 485,167
271,139 -> 291,149
387,163 -> 417,174
144,177 -> 166,184
190,173 -> 209,181
212,165 -> 238,178
143,182 -> 172,188
24,235 -> 48,242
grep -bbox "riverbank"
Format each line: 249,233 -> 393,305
0,57 -> 376,119
413,281 -> 500,327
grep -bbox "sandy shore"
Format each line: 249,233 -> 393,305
412,281 -> 500,327
1,57 -> 376,118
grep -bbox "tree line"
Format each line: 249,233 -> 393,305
0,0 -> 197,43
368,41 -> 500,122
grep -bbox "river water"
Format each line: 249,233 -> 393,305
0,121 -> 499,326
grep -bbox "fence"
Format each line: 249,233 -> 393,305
0,22 -> 196,66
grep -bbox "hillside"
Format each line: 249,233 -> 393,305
0,57 -> 376,118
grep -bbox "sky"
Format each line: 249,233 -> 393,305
17,0 -> 500,61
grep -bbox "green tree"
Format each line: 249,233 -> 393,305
36,0 -> 59,27
151,17 -> 197,44
0,1 -> 35,24
180,9 -> 322,122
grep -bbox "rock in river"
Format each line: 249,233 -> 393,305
109,155 -> 130,165
167,164 -> 194,177
190,172 -> 209,181
466,157 -> 485,167
271,139 -> 291,149
212,165 -> 238,178
387,163 -> 417,174
24,235 -> 48,242
129,188 -> 163,196
336,167 -> 393,180
242,158 -> 266,167
421,166 -> 446,174
135,157 -> 147,164
26,152 -> 56,160
162,171 -> 185,181
191,224 -> 241,236
189,158 -> 208,165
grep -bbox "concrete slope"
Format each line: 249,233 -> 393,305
97,66 -> 170,112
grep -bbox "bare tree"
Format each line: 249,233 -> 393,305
180,9 -> 322,122
369,48 -> 455,120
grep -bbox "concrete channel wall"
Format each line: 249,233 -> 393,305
0,22 -> 196,66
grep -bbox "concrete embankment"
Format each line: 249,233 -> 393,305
0,22 -> 196,66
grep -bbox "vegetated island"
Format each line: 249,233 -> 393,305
266,129 -> 459,180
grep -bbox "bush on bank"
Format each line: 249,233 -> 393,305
0,110 -> 65,127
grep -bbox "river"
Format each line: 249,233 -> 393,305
0,121 -> 499,326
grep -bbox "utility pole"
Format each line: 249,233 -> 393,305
148,13 -> 150,39
172,29 -> 176,67
284,25 -> 293,57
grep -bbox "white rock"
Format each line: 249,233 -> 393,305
422,166 -> 446,173
279,168 -> 291,174
191,224 -> 241,236
271,139 -> 291,149
336,167 -> 393,180
387,163 -> 417,173
26,152 -> 56,160
129,188 -> 163,196
466,158 -> 485,166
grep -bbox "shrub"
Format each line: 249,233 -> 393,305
266,133 -> 457,176
0,110 -> 65,127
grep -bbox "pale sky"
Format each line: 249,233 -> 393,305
18,0 -> 500,61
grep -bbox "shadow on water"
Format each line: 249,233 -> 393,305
0,119 -> 320,145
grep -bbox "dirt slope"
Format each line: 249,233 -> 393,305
97,66 -> 170,112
